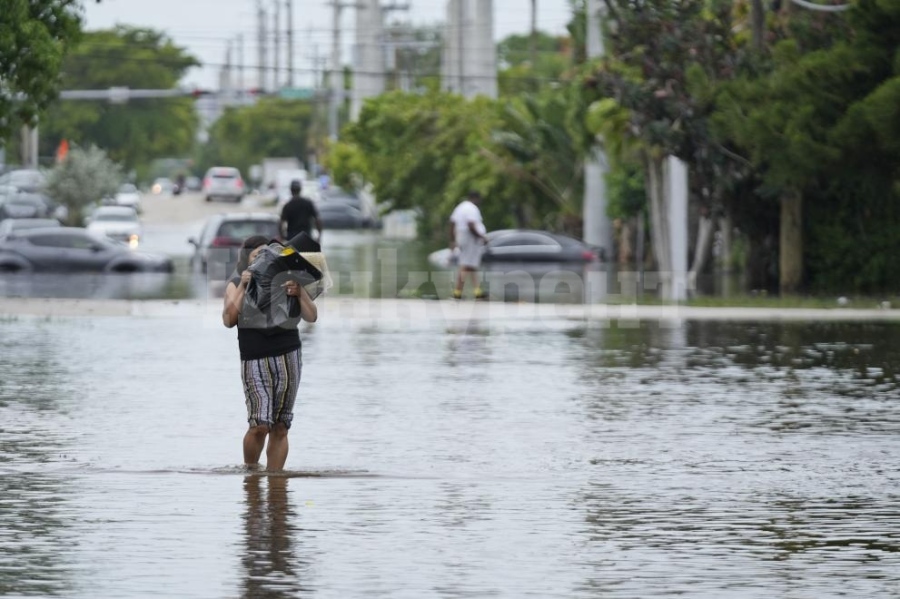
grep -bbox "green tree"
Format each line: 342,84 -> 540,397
37,26 -> 199,174
584,0 -> 747,287
715,0 -> 900,293
497,31 -> 572,95
198,97 -> 315,178
0,0 -> 84,141
45,144 -> 120,225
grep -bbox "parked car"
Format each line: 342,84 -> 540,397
317,202 -> 373,229
428,229 -> 600,267
0,218 -> 61,240
0,227 -> 172,273
184,176 -> 202,192
188,213 -> 281,277
114,183 -> 142,212
0,193 -> 51,220
202,167 -> 245,203
0,169 -> 46,193
320,186 -> 362,210
86,206 -> 143,248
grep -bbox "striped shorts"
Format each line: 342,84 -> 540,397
241,348 -> 302,429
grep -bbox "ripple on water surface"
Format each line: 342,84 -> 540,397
0,315 -> 898,598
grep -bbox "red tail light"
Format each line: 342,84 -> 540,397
203,177 -> 211,189
582,250 -> 597,262
211,237 -> 241,248
235,178 -> 244,188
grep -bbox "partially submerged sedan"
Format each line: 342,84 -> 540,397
86,206 -> 143,248
0,227 -> 173,273
429,229 -> 600,267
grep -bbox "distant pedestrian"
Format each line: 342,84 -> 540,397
449,191 -> 489,300
222,235 -> 319,471
280,180 -> 322,242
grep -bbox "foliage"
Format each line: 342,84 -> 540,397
197,98 -> 315,180
497,32 -> 572,96
329,87 -> 592,240
0,0 -> 84,141
36,26 -> 199,174
45,145 -> 121,225
713,0 -> 900,292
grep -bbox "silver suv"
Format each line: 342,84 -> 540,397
202,167 -> 245,203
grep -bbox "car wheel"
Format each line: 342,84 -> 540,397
109,263 -> 138,274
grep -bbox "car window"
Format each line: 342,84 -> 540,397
216,220 -> 279,240
119,184 -> 137,193
490,233 -> 558,247
94,212 -> 137,222
28,232 -> 112,250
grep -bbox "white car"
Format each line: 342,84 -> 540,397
202,166 -> 245,202
86,206 -> 143,248
114,183 -> 142,212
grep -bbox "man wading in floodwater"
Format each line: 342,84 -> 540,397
449,191 -> 489,300
222,235 -> 318,471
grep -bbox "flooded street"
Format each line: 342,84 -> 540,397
1,306 -> 899,598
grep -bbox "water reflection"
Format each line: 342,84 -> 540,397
240,475 -> 312,598
0,319 -> 76,596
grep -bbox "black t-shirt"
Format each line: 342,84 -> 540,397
229,275 -> 301,361
280,196 -> 319,239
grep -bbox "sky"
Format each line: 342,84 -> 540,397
82,0 -> 575,89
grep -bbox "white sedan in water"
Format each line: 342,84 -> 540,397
86,206 -> 143,248
114,183 -> 142,212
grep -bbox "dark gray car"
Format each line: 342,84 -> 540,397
0,227 -> 173,273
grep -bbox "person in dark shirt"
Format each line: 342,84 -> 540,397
222,235 -> 318,471
279,180 -> 322,242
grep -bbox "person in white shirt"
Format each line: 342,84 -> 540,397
449,191 -> 489,299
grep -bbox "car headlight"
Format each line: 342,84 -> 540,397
128,234 -> 140,249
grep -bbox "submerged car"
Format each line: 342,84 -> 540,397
317,202 -> 375,229
114,183 -> 142,212
188,212 -> 281,278
86,206 -> 143,248
0,227 -> 172,273
0,193 -> 51,220
429,229 -> 600,267
0,169 -> 46,193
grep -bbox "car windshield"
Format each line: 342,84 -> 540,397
119,184 -> 137,193
217,220 -> 278,239
8,195 -> 45,206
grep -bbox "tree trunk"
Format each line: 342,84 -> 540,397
751,0 -> 765,52
779,190 -> 803,294
644,155 -> 671,293
717,214 -> 732,272
688,214 -> 714,293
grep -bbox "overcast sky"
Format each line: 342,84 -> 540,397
83,0 -> 575,89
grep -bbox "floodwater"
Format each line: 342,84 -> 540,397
1,309 -> 899,598
0,225 -> 605,303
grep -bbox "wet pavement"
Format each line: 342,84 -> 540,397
1,309 -> 899,598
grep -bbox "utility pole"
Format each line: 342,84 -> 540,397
583,0 -> 611,257
329,0 -> 357,140
257,1 -> 268,90
273,0 -> 281,91
530,0 -> 537,69
286,0 -> 294,87
237,34 -> 245,101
